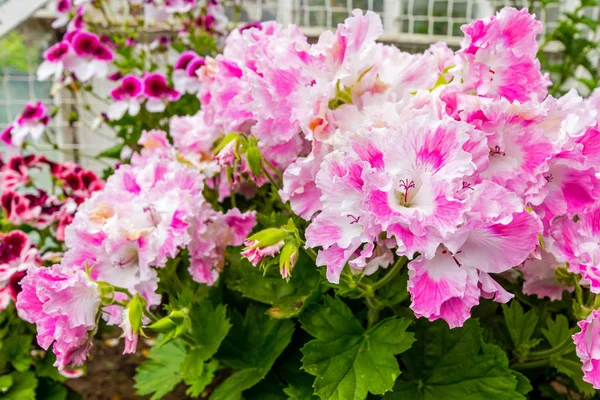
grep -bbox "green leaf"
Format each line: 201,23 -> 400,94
212,304 -> 294,400
189,301 -> 231,360
300,296 -> 415,400
34,352 -> 65,383
0,375 -> 12,393
36,378 -> 67,400
134,338 -> 186,400
181,354 -> 218,398
0,334 -> 32,372
96,142 -> 125,159
502,302 -> 540,351
278,346 -> 318,400
386,319 -> 526,400
229,251 -> 321,319
244,373 -> 288,400
510,371 -> 533,396
542,315 -> 571,349
0,371 -> 37,400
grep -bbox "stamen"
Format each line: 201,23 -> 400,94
347,214 -> 361,225
461,182 -> 474,191
490,145 -> 505,157
398,179 -> 416,203
544,174 -> 553,183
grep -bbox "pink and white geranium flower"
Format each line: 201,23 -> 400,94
37,41 -> 72,81
173,51 -> 204,94
2,102 -> 50,147
573,310 -> 600,389
16,264 -> 101,370
143,73 -> 181,113
108,75 -> 145,120
63,30 -> 113,81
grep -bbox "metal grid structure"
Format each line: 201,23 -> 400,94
0,0 -> 599,170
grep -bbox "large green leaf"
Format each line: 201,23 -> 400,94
134,339 -> 186,400
181,355 -> 219,398
212,304 -> 295,400
189,301 -> 231,360
386,319 -> 528,400
300,296 -> 415,400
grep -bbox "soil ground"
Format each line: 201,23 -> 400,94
66,336 -> 189,400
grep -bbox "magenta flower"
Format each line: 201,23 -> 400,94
143,73 -> 181,113
0,230 -> 39,310
173,51 -> 204,94
38,41 -> 71,80
108,75 -> 145,120
3,102 -> 49,147
62,31 -> 113,81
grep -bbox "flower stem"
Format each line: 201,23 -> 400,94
527,337 -> 573,360
371,256 -> 408,292
512,358 -> 550,371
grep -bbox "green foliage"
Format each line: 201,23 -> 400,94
0,371 -> 37,400
189,302 -> 231,360
227,250 -> 321,319
538,0 -> 600,95
134,339 -> 187,400
0,32 -> 39,73
388,319 -> 528,400
502,301 -> 541,358
213,304 -> 294,399
300,296 -> 415,400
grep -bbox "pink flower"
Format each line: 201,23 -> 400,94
143,73 -> 181,113
549,205 -> 600,293
169,112 -> 220,174
573,310 -> 600,389
38,41 -> 71,80
108,75 -> 145,120
1,191 -> 40,225
52,0 -> 73,29
62,31 -> 113,81
456,7 -> 550,102
173,51 -> 204,94
521,250 -> 573,301
188,206 -> 256,285
3,102 -> 50,147
407,182 -> 541,328
0,230 -> 39,310
16,264 -> 101,370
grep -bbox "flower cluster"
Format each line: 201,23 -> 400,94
15,129 -> 255,368
38,30 -> 114,82
0,153 -> 104,237
107,73 -> 181,119
0,230 -> 40,310
206,9 -> 600,384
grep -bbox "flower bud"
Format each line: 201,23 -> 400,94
246,228 -> 288,248
246,146 -> 263,177
279,243 -> 298,280
127,293 -> 145,335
